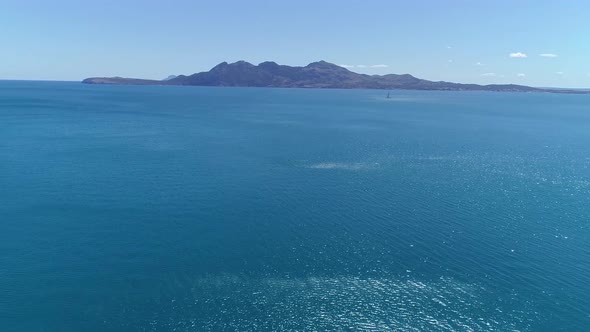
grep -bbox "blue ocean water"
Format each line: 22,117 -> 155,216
1,81 -> 589,331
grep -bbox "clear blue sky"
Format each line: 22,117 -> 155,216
2,0 -> 589,87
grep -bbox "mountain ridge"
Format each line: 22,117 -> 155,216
82,60 -> 587,94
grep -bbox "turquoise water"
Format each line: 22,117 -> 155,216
1,81 -> 589,331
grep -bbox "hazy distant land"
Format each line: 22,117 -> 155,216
83,60 -> 588,94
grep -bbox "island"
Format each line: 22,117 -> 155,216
83,60 -> 587,94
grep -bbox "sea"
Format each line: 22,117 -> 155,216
1,81 -> 589,331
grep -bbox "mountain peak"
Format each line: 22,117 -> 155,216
231,60 -> 254,67
210,61 -> 229,71
306,60 -> 339,68
209,61 -> 255,73
258,61 -> 279,67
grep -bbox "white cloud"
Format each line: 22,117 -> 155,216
370,64 -> 389,68
338,64 -> 355,68
509,52 -> 527,58
481,73 -> 497,77
517,73 -> 526,77
356,65 -> 367,68
475,62 -> 483,66
540,53 -> 558,58
555,71 -> 564,75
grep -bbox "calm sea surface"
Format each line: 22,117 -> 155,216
1,81 -> 589,331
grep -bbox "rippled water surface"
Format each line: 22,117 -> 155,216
1,81 -> 589,331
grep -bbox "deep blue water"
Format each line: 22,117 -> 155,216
1,81 -> 589,331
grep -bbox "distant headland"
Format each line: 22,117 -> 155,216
82,60 -> 588,94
